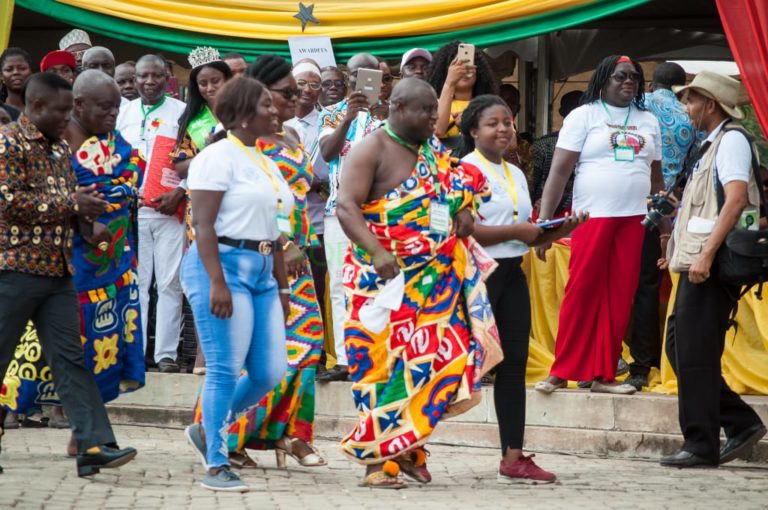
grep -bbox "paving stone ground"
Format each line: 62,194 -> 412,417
1,425 -> 767,510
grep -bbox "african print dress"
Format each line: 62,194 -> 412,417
0,131 -> 146,412
339,137 -> 502,464
194,139 -> 324,450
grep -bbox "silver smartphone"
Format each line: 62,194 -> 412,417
355,68 -> 383,105
457,43 -> 475,65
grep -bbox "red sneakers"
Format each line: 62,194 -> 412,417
497,454 -> 557,484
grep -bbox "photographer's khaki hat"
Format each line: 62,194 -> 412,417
673,70 -> 744,120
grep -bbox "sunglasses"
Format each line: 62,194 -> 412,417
269,87 -> 300,100
297,80 -> 321,90
382,75 -> 394,84
321,79 -> 345,89
611,71 -> 642,83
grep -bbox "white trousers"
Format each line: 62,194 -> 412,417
323,215 -> 349,366
138,215 -> 186,362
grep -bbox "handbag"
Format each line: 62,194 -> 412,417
714,124 -> 768,299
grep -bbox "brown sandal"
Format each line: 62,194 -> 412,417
229,450 -> 258,469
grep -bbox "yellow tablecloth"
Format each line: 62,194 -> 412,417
522,243 -> 768,395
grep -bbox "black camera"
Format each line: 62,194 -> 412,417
641,193 -> 676,230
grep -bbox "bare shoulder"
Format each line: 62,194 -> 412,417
347,129 -> 386,161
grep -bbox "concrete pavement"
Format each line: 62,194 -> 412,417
1,425 -> 767,509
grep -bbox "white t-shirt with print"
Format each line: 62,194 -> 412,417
117,96 -> 187,219
462,151 -> 533,259
187,137 -> 295,241
556,102 -> 662,218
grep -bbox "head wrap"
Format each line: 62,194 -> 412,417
59,29 -> 92,50
616,55 -> 633,64
292,62 -> 321,78
40,50 -> 77,72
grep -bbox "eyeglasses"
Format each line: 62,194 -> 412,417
321,79 -> 345,89
297,80 -> 321,90
611,71 -> 641,83
382,75 -> 394,84
269,87 -> 300,100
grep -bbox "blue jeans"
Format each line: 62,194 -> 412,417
181,242 -> 287,468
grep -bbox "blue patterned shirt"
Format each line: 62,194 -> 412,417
643,89 -> 696,188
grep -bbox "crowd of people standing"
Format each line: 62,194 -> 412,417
0,27 -> 765,491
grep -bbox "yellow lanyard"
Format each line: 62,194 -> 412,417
227,134 -> 284,214
473,149 -> 519,221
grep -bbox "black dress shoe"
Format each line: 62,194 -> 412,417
77,445 -> 138,477
720,423 -> 767,464
660,450 -> 717,468
316,365 -> 349,382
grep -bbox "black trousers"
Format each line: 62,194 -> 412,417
0,272 -> 116,452
485,257 -> 530,453
665,273 -> 762,461
627,228 -> 662,377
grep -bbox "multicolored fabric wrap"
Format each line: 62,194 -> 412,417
186,105 -> 217,153
339,137 -> 502,464
0,131 -> 146,412
194,141 -> 324,450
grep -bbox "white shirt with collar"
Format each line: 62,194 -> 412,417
697,119 -> 751,186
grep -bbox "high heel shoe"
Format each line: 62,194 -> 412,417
274,436 -> 327,469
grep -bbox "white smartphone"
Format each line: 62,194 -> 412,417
355,68 -> 383,105
457,43 -> 475,65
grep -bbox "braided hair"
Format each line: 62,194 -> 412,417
454,94 -> 510,159
0,47 -> 33,104
175,61 -> 232,149
247,54 -> 292,87
427,41 -> 498,98
581,55 -> 646,110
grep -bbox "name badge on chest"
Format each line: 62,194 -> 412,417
615,146 -> 635,162
429,201 -> 451,236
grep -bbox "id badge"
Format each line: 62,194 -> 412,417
276,213 -> 292,234
740,209 -> 759,231
615,146 -> 635,162
429,201 -> 451,236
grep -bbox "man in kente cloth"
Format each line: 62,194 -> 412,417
336,78 -> 502,489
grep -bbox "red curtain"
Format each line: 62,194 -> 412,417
716,0 -> 768,136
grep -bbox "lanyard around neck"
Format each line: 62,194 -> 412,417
600,100 -> 631,131
139,96 -> 166,137
227,133 -> 285,213
473,149 -> 519,221
384,123 -> 441,198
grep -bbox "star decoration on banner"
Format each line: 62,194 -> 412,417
294,2 -> 320,32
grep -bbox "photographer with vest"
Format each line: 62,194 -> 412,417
659,71 -> 766,468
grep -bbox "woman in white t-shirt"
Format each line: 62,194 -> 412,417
536,55 -> 666,395
457,95 -> 587,484
180,77 -> 293,493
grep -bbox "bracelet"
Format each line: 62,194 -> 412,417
278,288 -> 291,295
659,234 -> 671,240
281,240 -> 294,251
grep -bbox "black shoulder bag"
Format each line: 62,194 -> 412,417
714,124 -> 768,300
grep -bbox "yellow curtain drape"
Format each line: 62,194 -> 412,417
0,0 -> 13,51
57,0 -> 593,40
522,243 -> 768,395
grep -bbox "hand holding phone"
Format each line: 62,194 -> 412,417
457,43 -> 475,65
537,217 -> 568,230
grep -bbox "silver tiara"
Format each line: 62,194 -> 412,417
188,47 -> 221,69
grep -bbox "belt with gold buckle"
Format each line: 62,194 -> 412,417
217,236 -> 274,255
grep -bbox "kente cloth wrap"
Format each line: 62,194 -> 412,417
194,142 -> 324,449
258,140 -> 318,248
340,137 -> 502,464
0,131 -> 146,412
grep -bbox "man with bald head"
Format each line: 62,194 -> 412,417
335,78 -> 492,487
316,53 -> 383,382
117,54 -> 187,373
82,46 -> 130,108
0,72 -> 137,476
